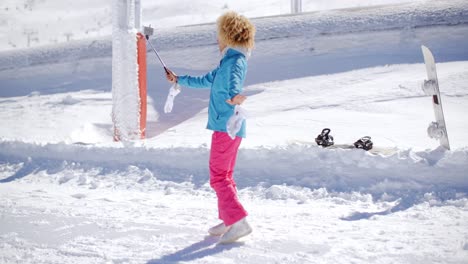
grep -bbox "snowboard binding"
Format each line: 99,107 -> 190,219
354,136 -> 373,151
427,121 -> 445,140
315,128 -> 334,147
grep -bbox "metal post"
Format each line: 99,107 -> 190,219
112,0 -> 141,141
135,0 -> 142,31
291,0 -> 302,14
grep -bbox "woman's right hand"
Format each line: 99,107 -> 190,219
165,68 -> 178,83
226,94 -> 247,105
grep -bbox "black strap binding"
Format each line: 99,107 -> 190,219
354,136 -> 373,151
315,128 -> 334,147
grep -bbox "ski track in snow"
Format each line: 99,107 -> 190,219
1,1 -> 468,263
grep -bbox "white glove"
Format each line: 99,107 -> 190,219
227,105 -> 247,139
164,83 -> 181,113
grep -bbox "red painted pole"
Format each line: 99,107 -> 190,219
137,32 -> 147,139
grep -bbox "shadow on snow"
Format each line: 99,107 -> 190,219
147,236 -> 242,264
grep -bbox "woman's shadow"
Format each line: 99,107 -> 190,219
147,236 -> 243,264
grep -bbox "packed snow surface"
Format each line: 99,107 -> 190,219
1,1 -> 468,263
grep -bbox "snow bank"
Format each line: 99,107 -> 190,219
1,140 -> 467,198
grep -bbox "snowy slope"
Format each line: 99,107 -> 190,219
2,0 -> 468,71
0,0 -> 422,51
1,1 -> 468,263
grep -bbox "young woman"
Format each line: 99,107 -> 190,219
165,11 -> 255,244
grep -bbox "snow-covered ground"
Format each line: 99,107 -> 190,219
1,167 -> 467,263
1,1 -> 468,263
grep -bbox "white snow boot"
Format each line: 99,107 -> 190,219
208,222 -> 229,236
218,217 -> 252,244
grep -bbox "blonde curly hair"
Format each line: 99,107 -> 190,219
217,11 -> 256,50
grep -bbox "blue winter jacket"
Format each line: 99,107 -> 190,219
177,48 -> 247,138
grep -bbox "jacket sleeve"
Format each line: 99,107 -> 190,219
228,59 -> 247,98
177,68 -> 218,89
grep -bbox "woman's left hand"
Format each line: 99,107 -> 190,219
226,94 -> 247,105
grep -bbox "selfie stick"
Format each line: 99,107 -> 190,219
143,25 -> 169,74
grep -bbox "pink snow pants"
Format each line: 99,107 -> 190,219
209,131 -> 248,226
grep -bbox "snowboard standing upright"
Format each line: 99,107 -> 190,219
421,45 -> 450,150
